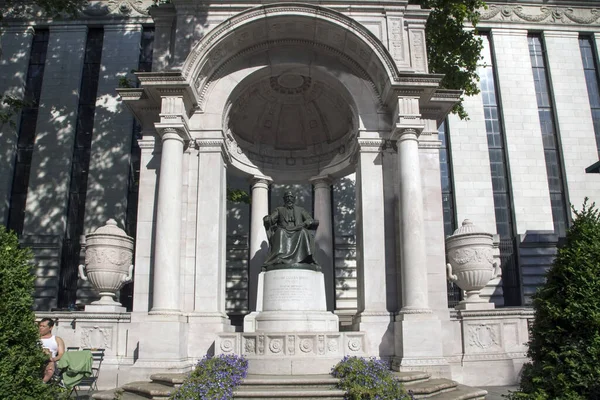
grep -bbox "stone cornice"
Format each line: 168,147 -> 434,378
451,307 -> 534,319
36,311 -> 131,323
196,138 -> 230,162
357,138 -> 386,153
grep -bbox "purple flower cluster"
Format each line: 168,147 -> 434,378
171,354 -> 248,400
331,356 -> 414,400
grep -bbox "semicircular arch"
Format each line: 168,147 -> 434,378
182,2 -> 401,108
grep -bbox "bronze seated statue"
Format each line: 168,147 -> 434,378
262,191 -> 321,272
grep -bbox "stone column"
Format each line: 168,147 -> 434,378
0,26 -> 34,224
132,134 -> 159,313
248,176 -> 271,311
396,131 -> 429,313
392,97 -> 446,373
151,127 -> 186,314
354,136 -> 393,358
310,176 -> 334,311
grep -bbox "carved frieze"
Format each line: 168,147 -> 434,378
479,5 -> 600,25
82,0 -> 152,17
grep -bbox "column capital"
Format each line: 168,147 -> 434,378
391,127 -> 421,142
309,175 -> 333,189
250,176 -> 272,188
155,125 -> 190,142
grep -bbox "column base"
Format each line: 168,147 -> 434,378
354,312 -> 394,357
134,316 -> 189,363
393,312 -> 449,377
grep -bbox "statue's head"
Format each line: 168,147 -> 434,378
283,191 -> 295,206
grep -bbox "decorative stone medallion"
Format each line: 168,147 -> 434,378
299,338 -> 314,353
220,338 -> 234,353
269,338 -> 283,354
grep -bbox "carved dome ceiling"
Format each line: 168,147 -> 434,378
229,72 -> 354,152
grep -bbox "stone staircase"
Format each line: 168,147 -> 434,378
92,371 -> 488,399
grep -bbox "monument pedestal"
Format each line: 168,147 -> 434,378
244,269 -> 339,332
219,269 -> 363,374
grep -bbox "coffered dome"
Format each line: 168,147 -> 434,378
229,72 -> 353,152
225,67 -> 358,181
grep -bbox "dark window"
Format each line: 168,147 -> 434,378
58,28 -> 104,309
528,35 -> 569,237
480,33 -> 520,306
7,29 -> 49,236
579,36 -> 600,158
438,121 -> 461,307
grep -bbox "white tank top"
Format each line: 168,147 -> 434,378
40,335 -> 58,358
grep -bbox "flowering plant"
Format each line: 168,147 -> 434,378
331,356 -> 413,400
170,354 -> 248,400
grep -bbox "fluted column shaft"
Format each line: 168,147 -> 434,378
152,130 -> 184,313
249,177 -> 271,311
311,176 -> 334,311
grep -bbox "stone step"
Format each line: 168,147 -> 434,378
427,384 -> 487,400
393,370 -> 432,384
148,372 -> 187,388
93,371 -> 487,400
233,388 -> 346,399
92,388 -> 123,400
406,378 -> 458,398
120,381 -> 175,399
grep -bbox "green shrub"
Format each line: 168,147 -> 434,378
0,226 -> 62,399
331,356 -> 412,400
508,200 -> 600,400
170,354 -> 248,399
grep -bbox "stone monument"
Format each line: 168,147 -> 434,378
246,191 -> 338,332
218,191 -> 366,374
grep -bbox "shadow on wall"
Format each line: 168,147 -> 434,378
333,176 -> 357,312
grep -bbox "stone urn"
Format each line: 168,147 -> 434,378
445,219 -> 501,310
79,219 -> 134,311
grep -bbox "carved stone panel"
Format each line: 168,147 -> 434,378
81,326 -> 112,349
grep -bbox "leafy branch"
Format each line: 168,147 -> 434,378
0,95 -> 32,129
412,0 -> 486,119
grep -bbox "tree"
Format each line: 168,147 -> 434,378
0,226 -> 62,399
411,0 -> 486,119
508,200 -> 600,400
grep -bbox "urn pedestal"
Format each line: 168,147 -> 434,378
79,219 -> 134,313
446,220 -> 501,310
